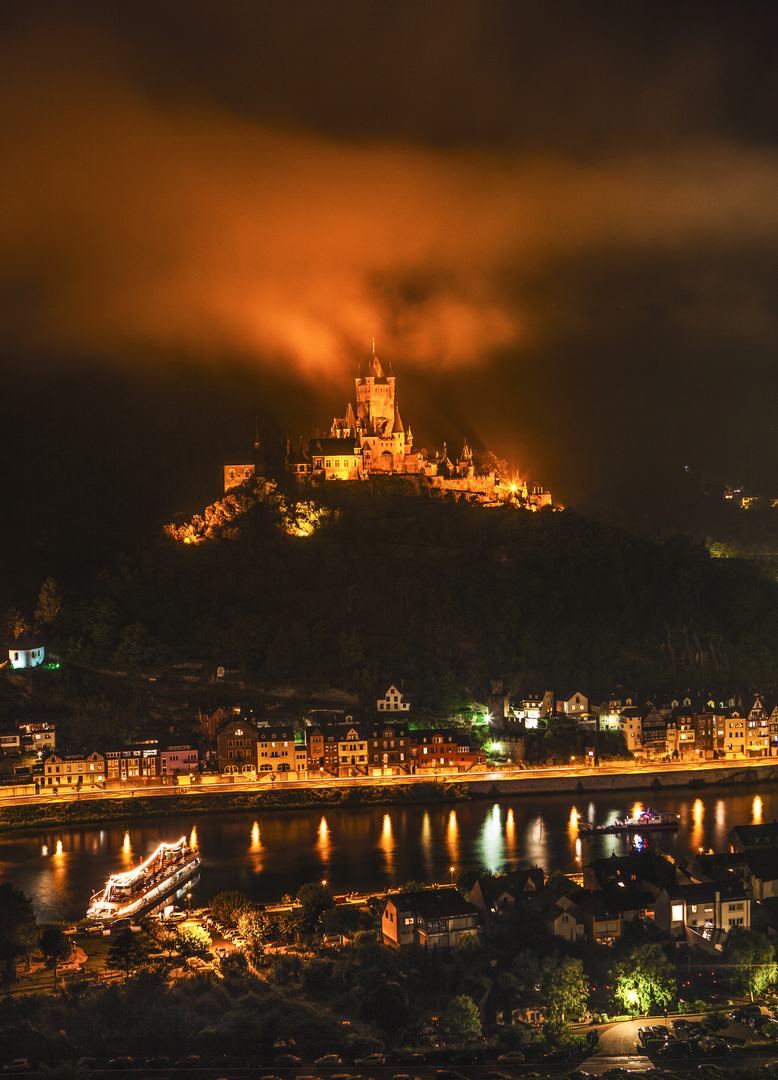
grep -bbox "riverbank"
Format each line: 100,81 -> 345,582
2,759 -> 778,832
471,759 -> 778,797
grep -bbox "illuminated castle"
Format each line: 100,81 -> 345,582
225,348 -> 551,507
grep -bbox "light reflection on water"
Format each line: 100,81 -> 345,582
1,785 -> 775,921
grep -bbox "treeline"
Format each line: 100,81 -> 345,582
16,478 -> 778,709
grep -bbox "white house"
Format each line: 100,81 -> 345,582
377,685 -> 410,712
619,707 -> 643,753
9,634 -> 45,669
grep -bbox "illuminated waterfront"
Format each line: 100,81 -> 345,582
1,785 -> 774,920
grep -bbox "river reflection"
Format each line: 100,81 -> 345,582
1,784 -> 776,921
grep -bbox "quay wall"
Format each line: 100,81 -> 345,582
468,761 -> 778,797
1,762 -> 778,832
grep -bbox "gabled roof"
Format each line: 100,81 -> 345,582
288,441 -> 311,465
687,851 -> 748,884
309,437 -> 361,455
11,633 -> 43,651
730,821 -> 778,849
742,848 -> 778,883
587,851 -> 677,891
474,867 -> 545,908
666,880 -> 750,903
386,886 -> 478,921
411,729 -> 470,747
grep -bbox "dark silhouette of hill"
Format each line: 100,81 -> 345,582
39,478 -> 778,708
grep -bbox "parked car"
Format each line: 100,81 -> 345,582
497,1052 -> 525,1064
106,1057 -> 135,1069
63,926 -> 79,936
354,1055 -> 385,1066
315,1054 -> 343,1066
274,1055 -> 301,1067
2,1062 -> 31,1073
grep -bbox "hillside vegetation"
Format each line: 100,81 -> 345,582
29,477 -> 778,707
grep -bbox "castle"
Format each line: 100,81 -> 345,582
225,348 -> 551,508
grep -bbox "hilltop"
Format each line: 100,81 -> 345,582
15,476 -> 778,718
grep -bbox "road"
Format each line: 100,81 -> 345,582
2,757 -> 775,809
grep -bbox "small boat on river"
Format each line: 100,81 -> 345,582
577,808 -> 680,835
86,836 -> 200,921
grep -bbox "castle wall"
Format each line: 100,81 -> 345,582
224,464 -> 255,492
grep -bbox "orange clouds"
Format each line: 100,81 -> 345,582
2,22 -> 778,382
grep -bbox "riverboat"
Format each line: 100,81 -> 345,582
86,837 -> 200,921
577,809 -> 680,835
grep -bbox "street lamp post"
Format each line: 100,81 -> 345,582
449,865 -> 455,884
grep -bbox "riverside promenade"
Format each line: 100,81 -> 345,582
1,757 -> 777,832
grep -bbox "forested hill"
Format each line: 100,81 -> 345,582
45,478 -> 778,705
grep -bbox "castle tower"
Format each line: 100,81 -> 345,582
355,346 -> 395,436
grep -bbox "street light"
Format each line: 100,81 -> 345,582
449,865 -> 455,884
186,892 -> 192,914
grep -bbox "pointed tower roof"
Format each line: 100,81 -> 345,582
392,406 -> 404,434
459,439 -> 473,463
345,402 -> 357,432
289,438 -> 310,466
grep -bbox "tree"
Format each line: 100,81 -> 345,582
0,883 -> 38,984
35,577 -> 62,634
613,943 -> 675,1014
175,924 -> 212,959
540,954 -> 589,1022
211,890 -> 253,924
107,929 -> 150,978
236,906 -> 274,944
359,980 -> 415,1040
441,994 -> 483,1045
723,927 -> 777,1000
3,607 -> 30,647
39,925 -> 72,989
296,881 -> 334,933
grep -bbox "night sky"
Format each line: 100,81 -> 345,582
2,1 -> 778,600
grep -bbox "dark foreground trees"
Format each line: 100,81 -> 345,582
38,926 -> 73,989
723,926 -> 777,1000
0,883 -> 38,984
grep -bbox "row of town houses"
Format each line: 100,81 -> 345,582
381,820 -> 778,958
7,683 -> 778,792
506,688 -> 778,760
17,716 -> 485,792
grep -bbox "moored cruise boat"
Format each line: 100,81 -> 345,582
577,808 -> 680,835
86,837 -> 200,921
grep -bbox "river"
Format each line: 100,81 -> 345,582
0,784 -> 773,921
